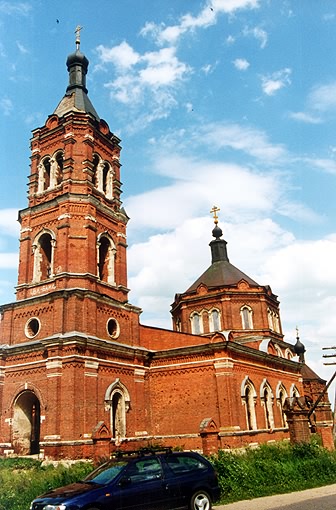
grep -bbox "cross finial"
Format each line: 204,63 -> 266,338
75,25 -> 83,50
296,325 -> 299,339
210,205 -> 220,225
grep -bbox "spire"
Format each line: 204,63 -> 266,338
53,27 -> 100,120
209,205 -> 229,263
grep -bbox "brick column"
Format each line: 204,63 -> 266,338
314,402 -> 335,451
283,396 -> 311,444
200,418 -> 219,455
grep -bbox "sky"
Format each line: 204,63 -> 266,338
0,0 -> 336,398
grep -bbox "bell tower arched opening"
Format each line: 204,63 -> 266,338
33,230 -> 55,282
12,391 -> 40,455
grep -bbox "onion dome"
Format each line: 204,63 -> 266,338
53,27 -> 99,120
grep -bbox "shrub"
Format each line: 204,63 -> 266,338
0,459 -> 93,510
210,440 -> 336,504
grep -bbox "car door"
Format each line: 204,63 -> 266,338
162,453 -> 212,509
116,457 -> 170,510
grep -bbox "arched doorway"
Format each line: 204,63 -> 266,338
12,391 -> 40,455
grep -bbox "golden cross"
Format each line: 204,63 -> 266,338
75,25 -> 83,49
210,205 -> 220,225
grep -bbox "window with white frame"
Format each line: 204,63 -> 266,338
209,308 -> 221,332
276,383 -> 288,427
37,152 -> 63,193
261,380 -> 274,430
93,153 -> 114,199
241,377 -> 257,430
104,379 -> 130,441
268,308 -> 281,333
190,312 -> 203,334
240,305 -> 253,329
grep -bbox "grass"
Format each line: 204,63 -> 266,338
0,440 -> 336,509
0,458 -> 93,510
211,439 -> 336,504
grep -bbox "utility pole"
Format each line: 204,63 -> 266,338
322,346 -> 336,437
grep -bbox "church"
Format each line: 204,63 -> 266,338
0,36 -> 333,459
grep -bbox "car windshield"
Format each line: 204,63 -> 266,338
84,461 -> 128,485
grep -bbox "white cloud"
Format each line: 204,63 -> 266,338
304,158 -> 336,175
289,81 -> 336,124
0,209 -> 19,236
288,111 -> 322,124
261,68 -> 291,96
308,82 -> 336,112
97,43 -> 191,126
198,122 -> 286,161
0,253 -> 18,268
96,41 -> 140,69
99,44 -> 190,108
233,58 -> 250,71
141,0 -> 260,45
0,97 -> 13,115
0,2 -> 31,15
243,26 -> 268,48
16,40 -> 28,54
261,237 -> 336,348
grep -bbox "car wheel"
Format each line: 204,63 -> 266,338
189,490 -> 212,510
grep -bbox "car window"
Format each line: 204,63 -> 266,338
166,455 -> 208,474
126,458 -> 163,483
84,461 -> 127,485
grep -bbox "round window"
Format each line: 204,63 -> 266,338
25,317 -> 41,338
107,318 -> 120,339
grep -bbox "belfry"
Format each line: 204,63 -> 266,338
0,37 -> 333,459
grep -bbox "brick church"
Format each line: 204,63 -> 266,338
0,37 -> 333,459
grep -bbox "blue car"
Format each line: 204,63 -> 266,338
30,448 -> 220,510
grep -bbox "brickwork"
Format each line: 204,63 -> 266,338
0,44 -> 333,460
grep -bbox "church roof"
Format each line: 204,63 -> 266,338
186,218 -> 259,293
53,39 -> 100,120
186,258 -> 259,292
300,362 -> 326,382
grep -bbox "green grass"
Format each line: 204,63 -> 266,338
211,440 -> 336,504
0,440 -> 336,509
0,458 -> 93,510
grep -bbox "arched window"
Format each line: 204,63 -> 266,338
97,234 -> 116,285
38,157 -> 50,192
268,308 -> 281,333
104,379 -> 130,441
261,380 -> 274,430
274,344 -> 283,357
276,383 -> 288,427
240,305 -> 253,329
49,151 -> 63,188
190,312 -> 203,334
284,348 -> 293,360
93,154 -> 113,199
290,384 -> 300,398
37,152 -> 63,193
209,308 -> 221,332
32,230 -> 56,283
241,377 -> 257,430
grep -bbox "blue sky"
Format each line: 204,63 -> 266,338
1,0 -> 336,389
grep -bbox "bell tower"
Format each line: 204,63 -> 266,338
1,33 -> 141,348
